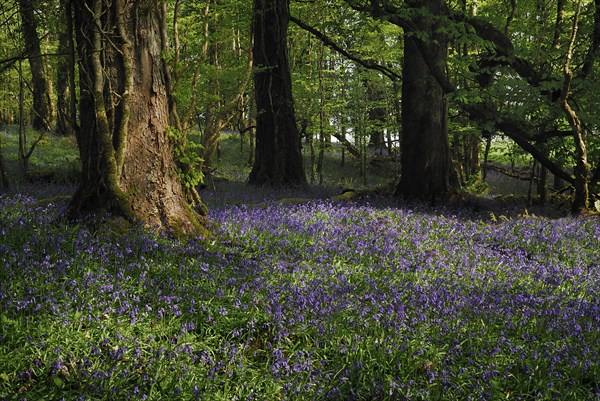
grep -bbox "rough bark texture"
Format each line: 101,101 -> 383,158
562,0 -> 590,215
56,0 -> 77,137
69,0 -> 208,237
18,0 -> 52,131
395,0 -> 450,202
249,0 -> 306,186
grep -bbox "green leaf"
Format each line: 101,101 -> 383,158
52,376 -> 64,388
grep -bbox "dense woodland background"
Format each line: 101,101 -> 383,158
0,0 -> 599,227
3,2 -> 600,400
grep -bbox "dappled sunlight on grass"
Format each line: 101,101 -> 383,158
1,189 -> 599,400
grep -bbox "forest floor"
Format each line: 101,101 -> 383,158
1,130 -> 599,400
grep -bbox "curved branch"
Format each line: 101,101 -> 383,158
289,15 -> 401,81
464,103 -> 574,184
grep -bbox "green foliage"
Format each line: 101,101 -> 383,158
0,129 -> 80,184
464,174 -> 489,195
167,126 -> 204,189
166,0 -> 252,132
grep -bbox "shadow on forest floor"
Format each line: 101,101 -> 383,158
0,165 -> 574,226
200,178 -> 573,222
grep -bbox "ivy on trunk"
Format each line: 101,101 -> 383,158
69,0 -> 208,237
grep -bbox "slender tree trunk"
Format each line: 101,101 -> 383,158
18,0 -> 52,131
561,0 -> 590,214
69,0 -> 208,236
308,125 -> 316,184
395,0 -> 450,202
249,0 -> 306,186
56,0 -> 77,136
200,8 -> 222,166
0,138 -> 8,188
365,80 -> 387,153
317,47 -> 326,185
537,165 -> 547,202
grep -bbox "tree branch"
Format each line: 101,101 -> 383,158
289,15 -> 401,81
344,0 -> 455,92
464,103 -> 574,184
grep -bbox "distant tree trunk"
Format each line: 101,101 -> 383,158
199,6 -> 222,167
249,0 -> 306,186
395,0 -> 450,202
18,0 -> 52,131
69,0 -> 208,236
56,0 -> 77,136
317,49 -> 326,185
538,166 -> 547,201
0,134 -> 9,188
365,80 -> 387,153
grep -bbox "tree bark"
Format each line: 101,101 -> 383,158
56,0 -> 77,136
18,0 -> 52,131
395,0 -> 451,202
69,0 -> 208,237
562,0 -> 590,215
249,0 -> 306,186
0,134 -> 9,188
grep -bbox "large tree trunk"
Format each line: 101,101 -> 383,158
56,0 -> 77,136
18,0 -> 52,131
249,0 -> 306,186
69,0 -> 208,237
395,1 -> 450,202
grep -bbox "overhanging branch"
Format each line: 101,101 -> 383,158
289,15 -> 401,81
464,103 -> 574,184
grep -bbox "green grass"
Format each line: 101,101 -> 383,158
0,127 -> 80,185
212,132 -> 398,190
486,136 -> 533,167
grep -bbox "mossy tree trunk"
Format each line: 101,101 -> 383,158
18,0 -> 52,131
56,0 -> 78,137
249,0 -> 306,186
561,0 -> 590,215
69,0 -> 208,236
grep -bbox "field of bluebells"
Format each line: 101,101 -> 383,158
1,184 -> 600,400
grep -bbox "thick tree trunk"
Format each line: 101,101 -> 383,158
395,3 -> 450,202
18,0 -> 52,131
56,0 -> 77,136
249,0 -> 306,186
69,0 -> 208,237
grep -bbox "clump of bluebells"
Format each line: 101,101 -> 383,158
1,190 -> 599,400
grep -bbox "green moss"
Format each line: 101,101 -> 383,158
331,191 -> 357,202
169,209 -> 214,241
